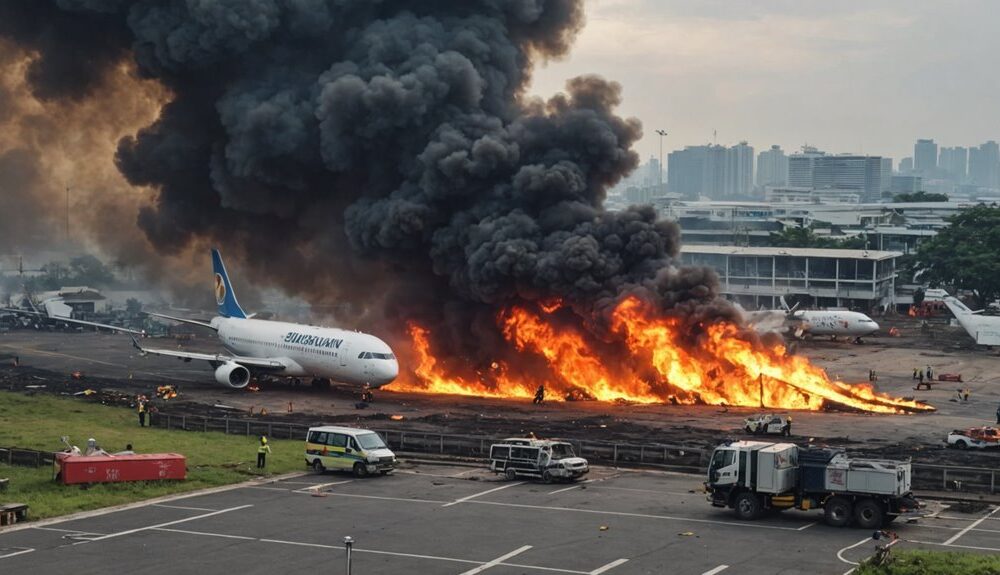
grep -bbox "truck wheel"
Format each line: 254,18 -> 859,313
312,459 -> 325,473
352,462 -> 368,478
824,496 -> 852,527
541,470 -> 554,484
734,492 -> 762,520
505,468 -> 518,481
955,440 -> 968,449
854,499 -> 883,530
744,425 -> 753,434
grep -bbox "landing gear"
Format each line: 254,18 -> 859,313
312,378 -> 331,389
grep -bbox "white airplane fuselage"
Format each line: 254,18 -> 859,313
939,296 -> 1000,346
788,310 -> 880,337
214,317 -> 398,387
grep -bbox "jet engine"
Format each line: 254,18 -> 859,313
214,361 -> 251,388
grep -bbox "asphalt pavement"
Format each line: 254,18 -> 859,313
1,464 -> 997,575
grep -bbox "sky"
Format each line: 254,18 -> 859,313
530,0 -> 1000,165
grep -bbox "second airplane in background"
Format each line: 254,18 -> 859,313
742,297 -> 880,342
133,249 -> 398,390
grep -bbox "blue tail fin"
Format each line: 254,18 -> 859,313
211,249 -> 247,319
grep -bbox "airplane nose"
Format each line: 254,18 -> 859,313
374,360 -> 399,386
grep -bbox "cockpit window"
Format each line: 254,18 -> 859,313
358,352 -> 396,360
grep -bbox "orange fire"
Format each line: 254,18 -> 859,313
389,296 -> 933,414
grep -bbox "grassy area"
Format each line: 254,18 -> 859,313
856,549 -> 1000,575
0,391 -> 307,520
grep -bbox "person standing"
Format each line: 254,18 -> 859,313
137,397 -> 147,427
257,436 -> 272,470
995,403 -> 999,425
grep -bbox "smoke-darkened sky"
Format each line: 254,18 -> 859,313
531,0 -> 1000,161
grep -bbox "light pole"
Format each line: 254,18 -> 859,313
344,536 -> 354,574
655,129 -> 668,193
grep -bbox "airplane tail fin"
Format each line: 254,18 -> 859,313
941,296 -> 972,316
211,249 -> 247,319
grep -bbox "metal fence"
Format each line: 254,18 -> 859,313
0,447 -> 57,468
147,413 -> 999,494
148,412 -> 706,470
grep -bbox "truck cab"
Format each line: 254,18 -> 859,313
706,440 -> 921,529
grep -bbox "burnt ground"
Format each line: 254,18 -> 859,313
0,324 -> 998,471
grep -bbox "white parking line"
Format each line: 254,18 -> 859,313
549,485 -> 581,495
87,504 -> 253,542
153,504 -> 219,512
836,536 -> 872,567
31,527 -> 106,536
943,505 -> 1000,546
155,527 -> 256,541
458,545 -> 532,574
906,539 -> 1000,552
443,482 -> 526,507
469,500 -> 811,531
293,480 -> 353,493
293,492 -> 447,504
0,547 -> 34,559
700,566 -> 729,575
589,558 -> 629,574
156,528 -> 607,574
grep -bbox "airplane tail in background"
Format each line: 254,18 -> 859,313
941,296 -> 972,316
211,249 -> 247,319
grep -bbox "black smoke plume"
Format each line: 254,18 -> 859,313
0,1 -> 738,389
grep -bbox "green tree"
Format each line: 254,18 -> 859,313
893,191 -> 949,203
913,205 -> 1000,305
767,226 -> 867,249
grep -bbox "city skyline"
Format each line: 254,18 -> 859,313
529,0 -> 1000,168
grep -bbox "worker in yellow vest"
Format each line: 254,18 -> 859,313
257,436 -> 272,469
137,397 -> 147,427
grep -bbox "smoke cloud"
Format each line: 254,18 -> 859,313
0,1 -> 739,388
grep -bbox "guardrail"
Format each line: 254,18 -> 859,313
0,447 -> 57,468
146,413 -> 999,495
148,413 -> 706,470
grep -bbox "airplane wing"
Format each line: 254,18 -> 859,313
130,337 -> 286,370
145,311 -> 217,331
0,307 -> 145,335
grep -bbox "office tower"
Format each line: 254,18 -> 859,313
756,145 -> 788,187
725,141 -> 754,197
899,157 -> 913,173
969,141 -> 1000,188
914,139 -> 937,173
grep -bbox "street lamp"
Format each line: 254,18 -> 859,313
655,129 -> 668,192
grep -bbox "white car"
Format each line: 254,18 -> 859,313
743,414 -> 793,436
946,427 -> 1000,449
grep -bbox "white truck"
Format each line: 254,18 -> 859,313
705,440 -> 922,528
489,439 -> 589,483
946,427 -> 1000,449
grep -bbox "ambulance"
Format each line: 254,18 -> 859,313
305,426 -> 396,477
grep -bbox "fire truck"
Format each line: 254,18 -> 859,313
705,441 -> 923,528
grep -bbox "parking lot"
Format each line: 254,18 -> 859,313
1,464 -> 997,574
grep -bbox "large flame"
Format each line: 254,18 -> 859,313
389,296 -> 933,414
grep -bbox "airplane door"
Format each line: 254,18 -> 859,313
339,341 -> 350,367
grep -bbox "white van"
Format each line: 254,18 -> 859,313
305,426 -> 396,477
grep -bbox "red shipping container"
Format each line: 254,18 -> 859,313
55,453 -> 186,485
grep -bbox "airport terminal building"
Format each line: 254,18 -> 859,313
679,245 -> 901,312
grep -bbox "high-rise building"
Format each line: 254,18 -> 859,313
788,146 -> 825,187
725,141 -> 754,197
880,157 -> 892,197
667,146 -> 706,199
969,141 -> 1000,188
914,139 -> 938,173
756,145 -> 788,187
891,175 -> 922,195
938,147 -> 967,181
899,157 -> 914,173
789,151 -> 889,203
667,143 -> 752,200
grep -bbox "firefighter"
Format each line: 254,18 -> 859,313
257,436 -> 272,469
533,384 -> 545,405
995,403 -> 1000,425
361,383 -> 374,403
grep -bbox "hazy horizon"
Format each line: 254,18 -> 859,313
530,0 -> 1000,165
